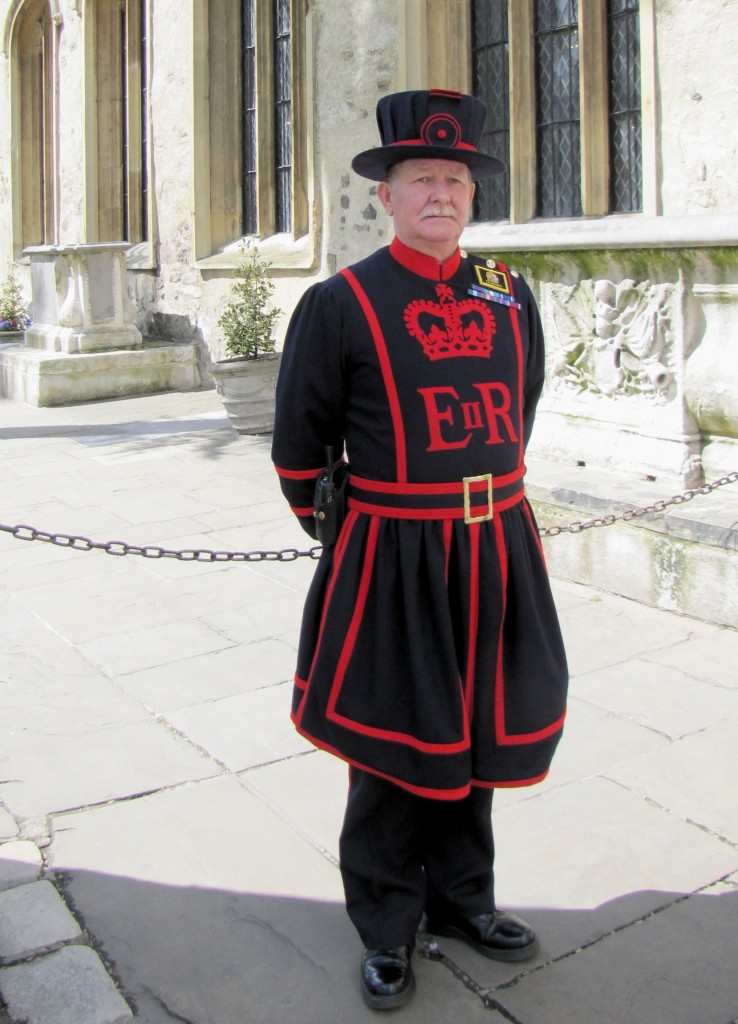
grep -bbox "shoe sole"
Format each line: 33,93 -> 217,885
425,922 -> 539,962
360,972 -> 416,1011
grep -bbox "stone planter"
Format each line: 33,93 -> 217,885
0,331 -> 25,344
210,352 -> 282,434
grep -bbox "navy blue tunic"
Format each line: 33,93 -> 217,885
272,238 -> 568,799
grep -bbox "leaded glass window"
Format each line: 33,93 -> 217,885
241,0 -> 257,235
274,0 -> 293,233
472,0 -> 510,221
121,0 -> 149,242
535,0 -> 582,218
608,0 -> 642,212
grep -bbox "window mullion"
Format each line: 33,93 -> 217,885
508,0 -> 535,223
579,0 -> 609,216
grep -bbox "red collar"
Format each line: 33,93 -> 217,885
389,237 -> 461,282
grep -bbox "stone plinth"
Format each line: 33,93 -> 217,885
24,243 -> 142,354
0,340 -> 199,407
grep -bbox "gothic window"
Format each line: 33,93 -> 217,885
92,0 -> 149,243
13,0 -> 55,253
205,0 -> 307,251
471,0 -> 644,222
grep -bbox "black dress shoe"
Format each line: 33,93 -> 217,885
424,911 -> 538,962
360,945 -> 416,1010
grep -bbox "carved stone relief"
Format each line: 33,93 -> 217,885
548,278 -> 676,403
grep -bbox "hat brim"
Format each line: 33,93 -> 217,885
351,144 -> 506,182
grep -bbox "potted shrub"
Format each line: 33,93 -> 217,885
211,243 -> 282,434
0,262 -> 32,342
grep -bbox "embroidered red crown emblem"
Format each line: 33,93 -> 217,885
404,284 -> 496,360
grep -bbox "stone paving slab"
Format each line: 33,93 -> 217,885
117,637 -> 298,711
164,681 -> 313,771
604,718 -> 738,844
0,946 -> 132,1024
2,391 -> 738,1024
490,776 -> 738,966
0,841 -> 43,891
497,884 -> 738,1024
0,810 -> 18,843
574,655 -> 738,738
0,717 -> 219,821
77,619 -> 235,676
48,778 -> 492,1024
0,881 -> 81,962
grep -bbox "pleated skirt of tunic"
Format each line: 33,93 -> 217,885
291,498 -> 568,801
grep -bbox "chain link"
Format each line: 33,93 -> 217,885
538,471 -> 738,537
1,472 -> 736,560
0,522 -> 323,562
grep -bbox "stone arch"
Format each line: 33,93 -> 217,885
2,0 -> 65,57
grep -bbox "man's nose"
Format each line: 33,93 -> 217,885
430,182 -> 452,202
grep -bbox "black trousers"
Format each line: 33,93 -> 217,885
339,767 -> 495,949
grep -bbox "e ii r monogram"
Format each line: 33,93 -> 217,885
418,382 -> 519,452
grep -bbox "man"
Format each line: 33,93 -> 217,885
272,89 -> 568,1011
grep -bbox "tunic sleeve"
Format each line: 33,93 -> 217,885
518,275 -> 546,451
271,281 -> 347,536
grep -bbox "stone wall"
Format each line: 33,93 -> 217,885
486,243 -> 738,486
655,0 -> 738,217
0,0 -> 736,485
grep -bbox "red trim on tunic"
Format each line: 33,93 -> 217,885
493,514 -> 509,747
275,464 -> 323,480
290,718 -> 473,800
291,713 -> 554,798
291,505 -> 315,517
464,523 -> 480,717
524,499 -> 547,564
472,769 -> 551,790
350,466 -> 525,494
325,514 -> 469,754
340,268 -> 408,483
509,308 -> 526,466
501,710 -> 567,746
442,519 -> 453,583
348,490 -> 524,519
389,237 -> 461,282
294,510 -> 357,728
492,507 -> 567,745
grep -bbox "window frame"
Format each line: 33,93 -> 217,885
193,0 -> 315,271
421,0 -> 657,225
9,0 -> 56,258
84,0 -> 152,249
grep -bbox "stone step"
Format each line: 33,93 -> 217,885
0,338 -> 199,407
528,458 -> 738,628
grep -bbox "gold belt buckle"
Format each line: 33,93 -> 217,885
463,473 -> 494,524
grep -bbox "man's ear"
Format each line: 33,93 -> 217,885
377,180 -> 393,216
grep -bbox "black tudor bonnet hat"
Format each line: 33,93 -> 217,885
351,88 -> 507,182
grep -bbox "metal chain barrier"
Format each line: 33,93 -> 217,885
538,470 -> 738,537
1,471 -> 736,562
0,524 -> 323,562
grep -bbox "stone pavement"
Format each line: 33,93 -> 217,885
1,389 -> 737,1024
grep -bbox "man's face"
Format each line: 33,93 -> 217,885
377,158 -> 476,261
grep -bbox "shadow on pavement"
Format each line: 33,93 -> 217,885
5,866 -> 736,1024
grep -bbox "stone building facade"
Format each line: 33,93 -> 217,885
0,0 -> 736,485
